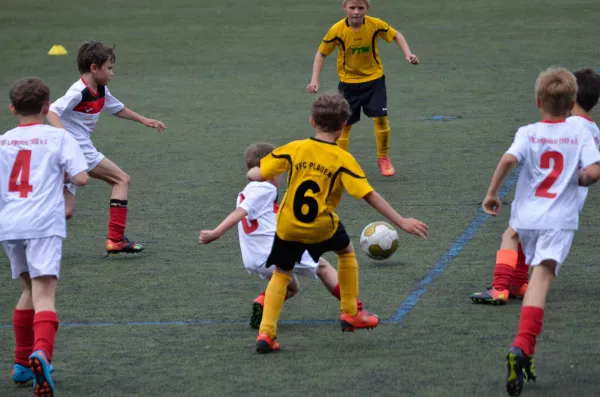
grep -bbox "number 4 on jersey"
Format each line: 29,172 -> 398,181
9,150 -> 34,198
535,151 -> 564,198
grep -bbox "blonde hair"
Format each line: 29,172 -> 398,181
244,142 -> 275,170
535,67 -> 577,116
312,92 -> 352,132
343,0 -> 370,6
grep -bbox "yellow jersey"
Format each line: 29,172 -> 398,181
260,137 -> 374,244
318,16 -> 397,84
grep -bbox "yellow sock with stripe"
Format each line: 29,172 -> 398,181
337,125 -> 351,151
337,252 -> 359,316
259,270 -> 291,338
373,116 -> 391,158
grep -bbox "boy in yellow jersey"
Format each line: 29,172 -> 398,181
307,0 -> 419,177
247,92 -> 429,353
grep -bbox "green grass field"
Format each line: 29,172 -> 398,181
1,0 -> 600,395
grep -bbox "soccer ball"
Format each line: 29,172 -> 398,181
359,221 -> 399,260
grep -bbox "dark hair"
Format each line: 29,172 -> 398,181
573,69 -> 600,112
77,41 -> 116,73
244,142 -> 275,169
9,78 -> 50,116
311,92 -> 352,132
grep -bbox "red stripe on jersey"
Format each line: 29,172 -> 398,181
540,119 -> 566,124
582,116 -> 594,122
73,97 -> 105,114
80,77 -> 99,97
17,123 -> 41,127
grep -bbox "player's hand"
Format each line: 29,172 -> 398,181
406,54 -> 419,65
199,229 -> 221,244
482,194 -> 502,216
142,118 -> 167,132
399,218 -> 429,238
306,82 -> 319,93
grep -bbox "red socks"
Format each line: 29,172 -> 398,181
492,249 -> 518,291
13,309 -> 35,366
108,200 -> 128,242
331,284 -> 364,311
513,306 -> 544,356
33,311 -> 59,362
512,245 -> 529,288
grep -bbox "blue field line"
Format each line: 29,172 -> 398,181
0,167 -> 520,330
389,165 -> 521,322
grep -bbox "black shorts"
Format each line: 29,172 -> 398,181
338,76 -> 388,126
266,222 -> 351,271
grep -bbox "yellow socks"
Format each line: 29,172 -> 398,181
337,252 -> 359,315
373,116 -> 391,158
259,270 -> 291,338
337,125 -> 352,151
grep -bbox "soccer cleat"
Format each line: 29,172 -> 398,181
250,294 -> 265,330
377,156 -> 395,177
470,286 -> 509,305
29,350 -> 54,396
255,333 -> 280,354
105,236 -> 144,255
509,283 -> 528,299
506,346 -> 536,396
340,310 -> 379,332
11,363 -> 54,385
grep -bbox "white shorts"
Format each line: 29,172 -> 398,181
516,229 -> 575,275
248,250 -> 319,280
2,237 -> 63,279
65,144 -> 104,196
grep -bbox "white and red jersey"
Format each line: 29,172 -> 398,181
49,78 -> 124,146
236,181 -> 279,270
567,115 -> 600,211
508,120 -> 600,231
0,124 -> 87,240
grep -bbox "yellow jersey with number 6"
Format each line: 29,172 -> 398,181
260,137 -> 374,244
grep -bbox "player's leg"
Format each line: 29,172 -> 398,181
363,77 -> 394,176
510,246 -> 529,299
64,186 -> 76,220
89,157 -> 143,254
3,240 -> 37,384
314,257 -> 364,311
26,236 -> 62,397
337,81 -> 362,151
471,226 -> 520,305
255,237 -> 302,353
250,265 -> 298,330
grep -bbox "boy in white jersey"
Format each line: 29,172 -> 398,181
481,67 -> 600,396
1,78 -> 88,396
471,68 -> 600,306
47,41 -> 166,255
199,143 -> 363,329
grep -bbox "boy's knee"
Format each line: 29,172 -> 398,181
119,172 -> 131,186
502,227 -> 518,242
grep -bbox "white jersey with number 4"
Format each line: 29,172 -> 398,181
0,124 -> 88,240
508,120 -> 600,231
236,181 -> 279,271
567,116 -> 600,212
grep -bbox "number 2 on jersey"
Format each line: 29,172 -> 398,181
9,150 -> 34,198
535,151 -> 564,199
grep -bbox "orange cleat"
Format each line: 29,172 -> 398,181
377,156 -> 395,177
470,286 -> 509,305
255,333 -> 280,354
340,310 -> 379,332
250,294 -> 265,329
509,283 -> 528,299
105,236 -> 144,255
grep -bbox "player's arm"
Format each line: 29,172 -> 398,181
247,166 -> 265,182
199,207 -> 248,244
363,191 -> 429,238
47,91 -> 82,129
307,51 -> 328,93
113,108 -> 166,132
393,31 -> 418,64
482,154 -> 518,216
578,132 -> 600,186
